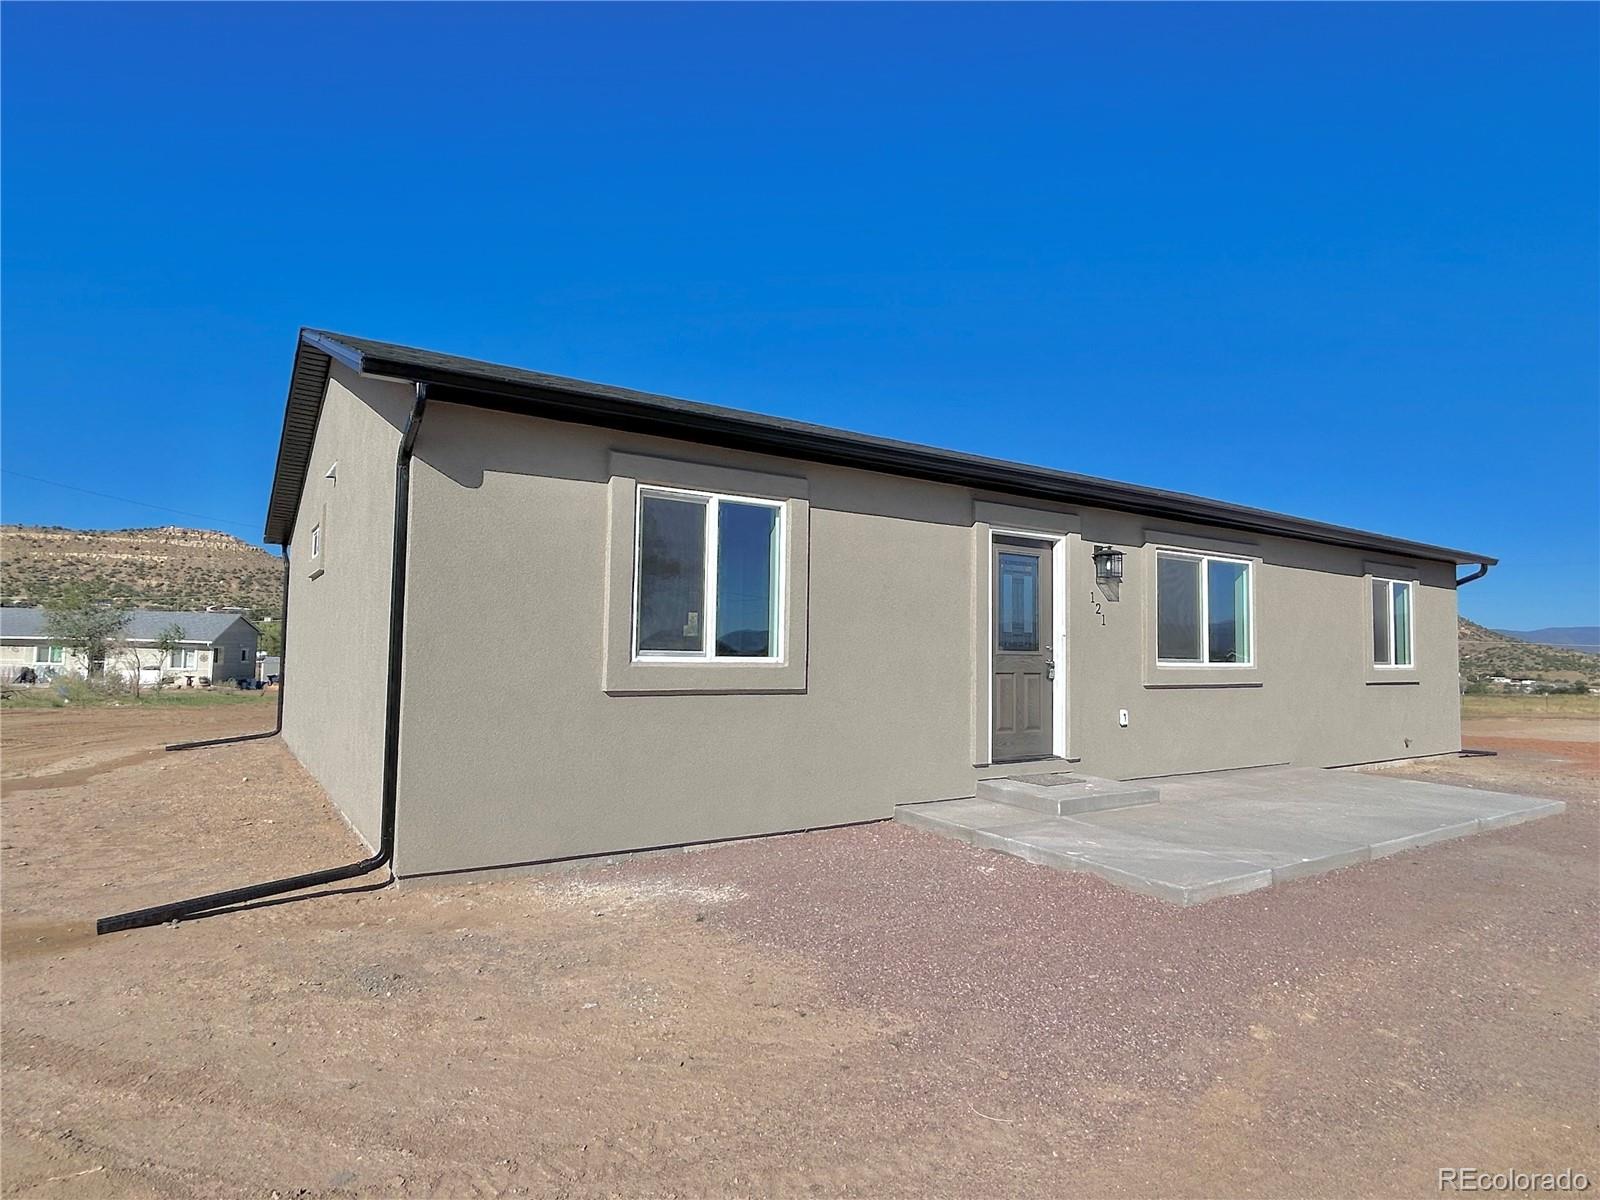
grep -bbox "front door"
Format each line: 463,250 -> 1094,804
992,538 -> 1054,761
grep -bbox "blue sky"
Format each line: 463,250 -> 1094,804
3,3 -> 1595,629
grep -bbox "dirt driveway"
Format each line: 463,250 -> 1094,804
3,704 -> 1596,1198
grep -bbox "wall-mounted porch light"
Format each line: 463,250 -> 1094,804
1092,544 -> 1124,584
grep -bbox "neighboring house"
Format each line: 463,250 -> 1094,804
257,654 -> 281,684
0,607 -> 260,685
266,330 -> 1496,884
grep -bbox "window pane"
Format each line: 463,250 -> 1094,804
1392,581 -> 1412,666
716,501 -> 779,657
1157,555 -> 1202,661
1372,579 -> 1391,665
997,553 -> 1040,652
636,495 -> 707,653
1206,560 -> 1250,664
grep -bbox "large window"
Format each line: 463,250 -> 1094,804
634,486 -> 784,661
1372,578 -> 1414,667
34,645 -> 64,664
1156,551 -> 1253,666
170,647 -> 201,670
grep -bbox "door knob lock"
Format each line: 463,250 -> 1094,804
1046,660 -> 1056,680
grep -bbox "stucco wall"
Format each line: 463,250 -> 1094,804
384,402 -> 1462,878
280,364 -> 413,849
1065,512 -> 1459,778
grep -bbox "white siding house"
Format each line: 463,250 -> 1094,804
0,607 -> 260,686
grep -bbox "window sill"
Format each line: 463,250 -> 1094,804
1144,665 -> 1262,689
1366,670 -> 1421,686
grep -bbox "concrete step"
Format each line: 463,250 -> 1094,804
978,771 -> 1160,816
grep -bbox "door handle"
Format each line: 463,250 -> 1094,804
1046,660 -> 1056,680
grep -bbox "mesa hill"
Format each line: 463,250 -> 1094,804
1458,617 -> 1600,686
0,525 -> 283,617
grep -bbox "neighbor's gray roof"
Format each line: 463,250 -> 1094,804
0,608 -> 256,643
263,328 -> 1497,567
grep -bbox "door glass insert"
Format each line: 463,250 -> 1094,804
997,553 -> 1040,652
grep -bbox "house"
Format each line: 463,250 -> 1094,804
266,330 -> 1495,884
0,607 -> 260,686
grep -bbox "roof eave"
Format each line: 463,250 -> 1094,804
267,330 -> 1497,569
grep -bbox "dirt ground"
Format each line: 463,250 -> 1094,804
2,703 -> 1595,1198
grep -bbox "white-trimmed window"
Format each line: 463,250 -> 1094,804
1156,551 -> 1254,666
170,647 -> 201,670
34,645 -> 64,664
1372,578 -> 1414,668
633,485 -> 784,661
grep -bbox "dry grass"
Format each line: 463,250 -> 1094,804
1461,692 -> 1600,719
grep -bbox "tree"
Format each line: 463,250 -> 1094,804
257,617 -> 283,657
42,586 -> 130,677
114,642 -> 152,697
152,623 -> 186,691
112,623 -> 185,698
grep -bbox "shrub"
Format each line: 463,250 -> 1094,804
51,672 -> 129,705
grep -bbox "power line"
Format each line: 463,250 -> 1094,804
0,468 -> 259,537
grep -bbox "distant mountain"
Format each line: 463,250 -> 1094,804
1460,618 -> 1600,684
1494,626 -> 1600,655
0,525 -> 283,618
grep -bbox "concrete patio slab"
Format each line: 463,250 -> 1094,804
972,816 -> 1274,904
893,797 -> 1046,845
894,765 -> 1566,905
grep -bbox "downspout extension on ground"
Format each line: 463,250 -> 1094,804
96,382 -> 430,935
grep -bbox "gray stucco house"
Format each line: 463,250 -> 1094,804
0,607 -> 259,685
264,329 -> 1494,884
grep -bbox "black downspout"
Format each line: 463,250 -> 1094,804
1456,561 -> 1491,587
97,383 -> 430,935
164,547 -> 291,753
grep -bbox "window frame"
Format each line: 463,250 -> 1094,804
34,645 -> 64,664
630,483 -> 787,665
1371,577 -> 1416,670
170,647 -> 199,670
1154,548 -> 1257,669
